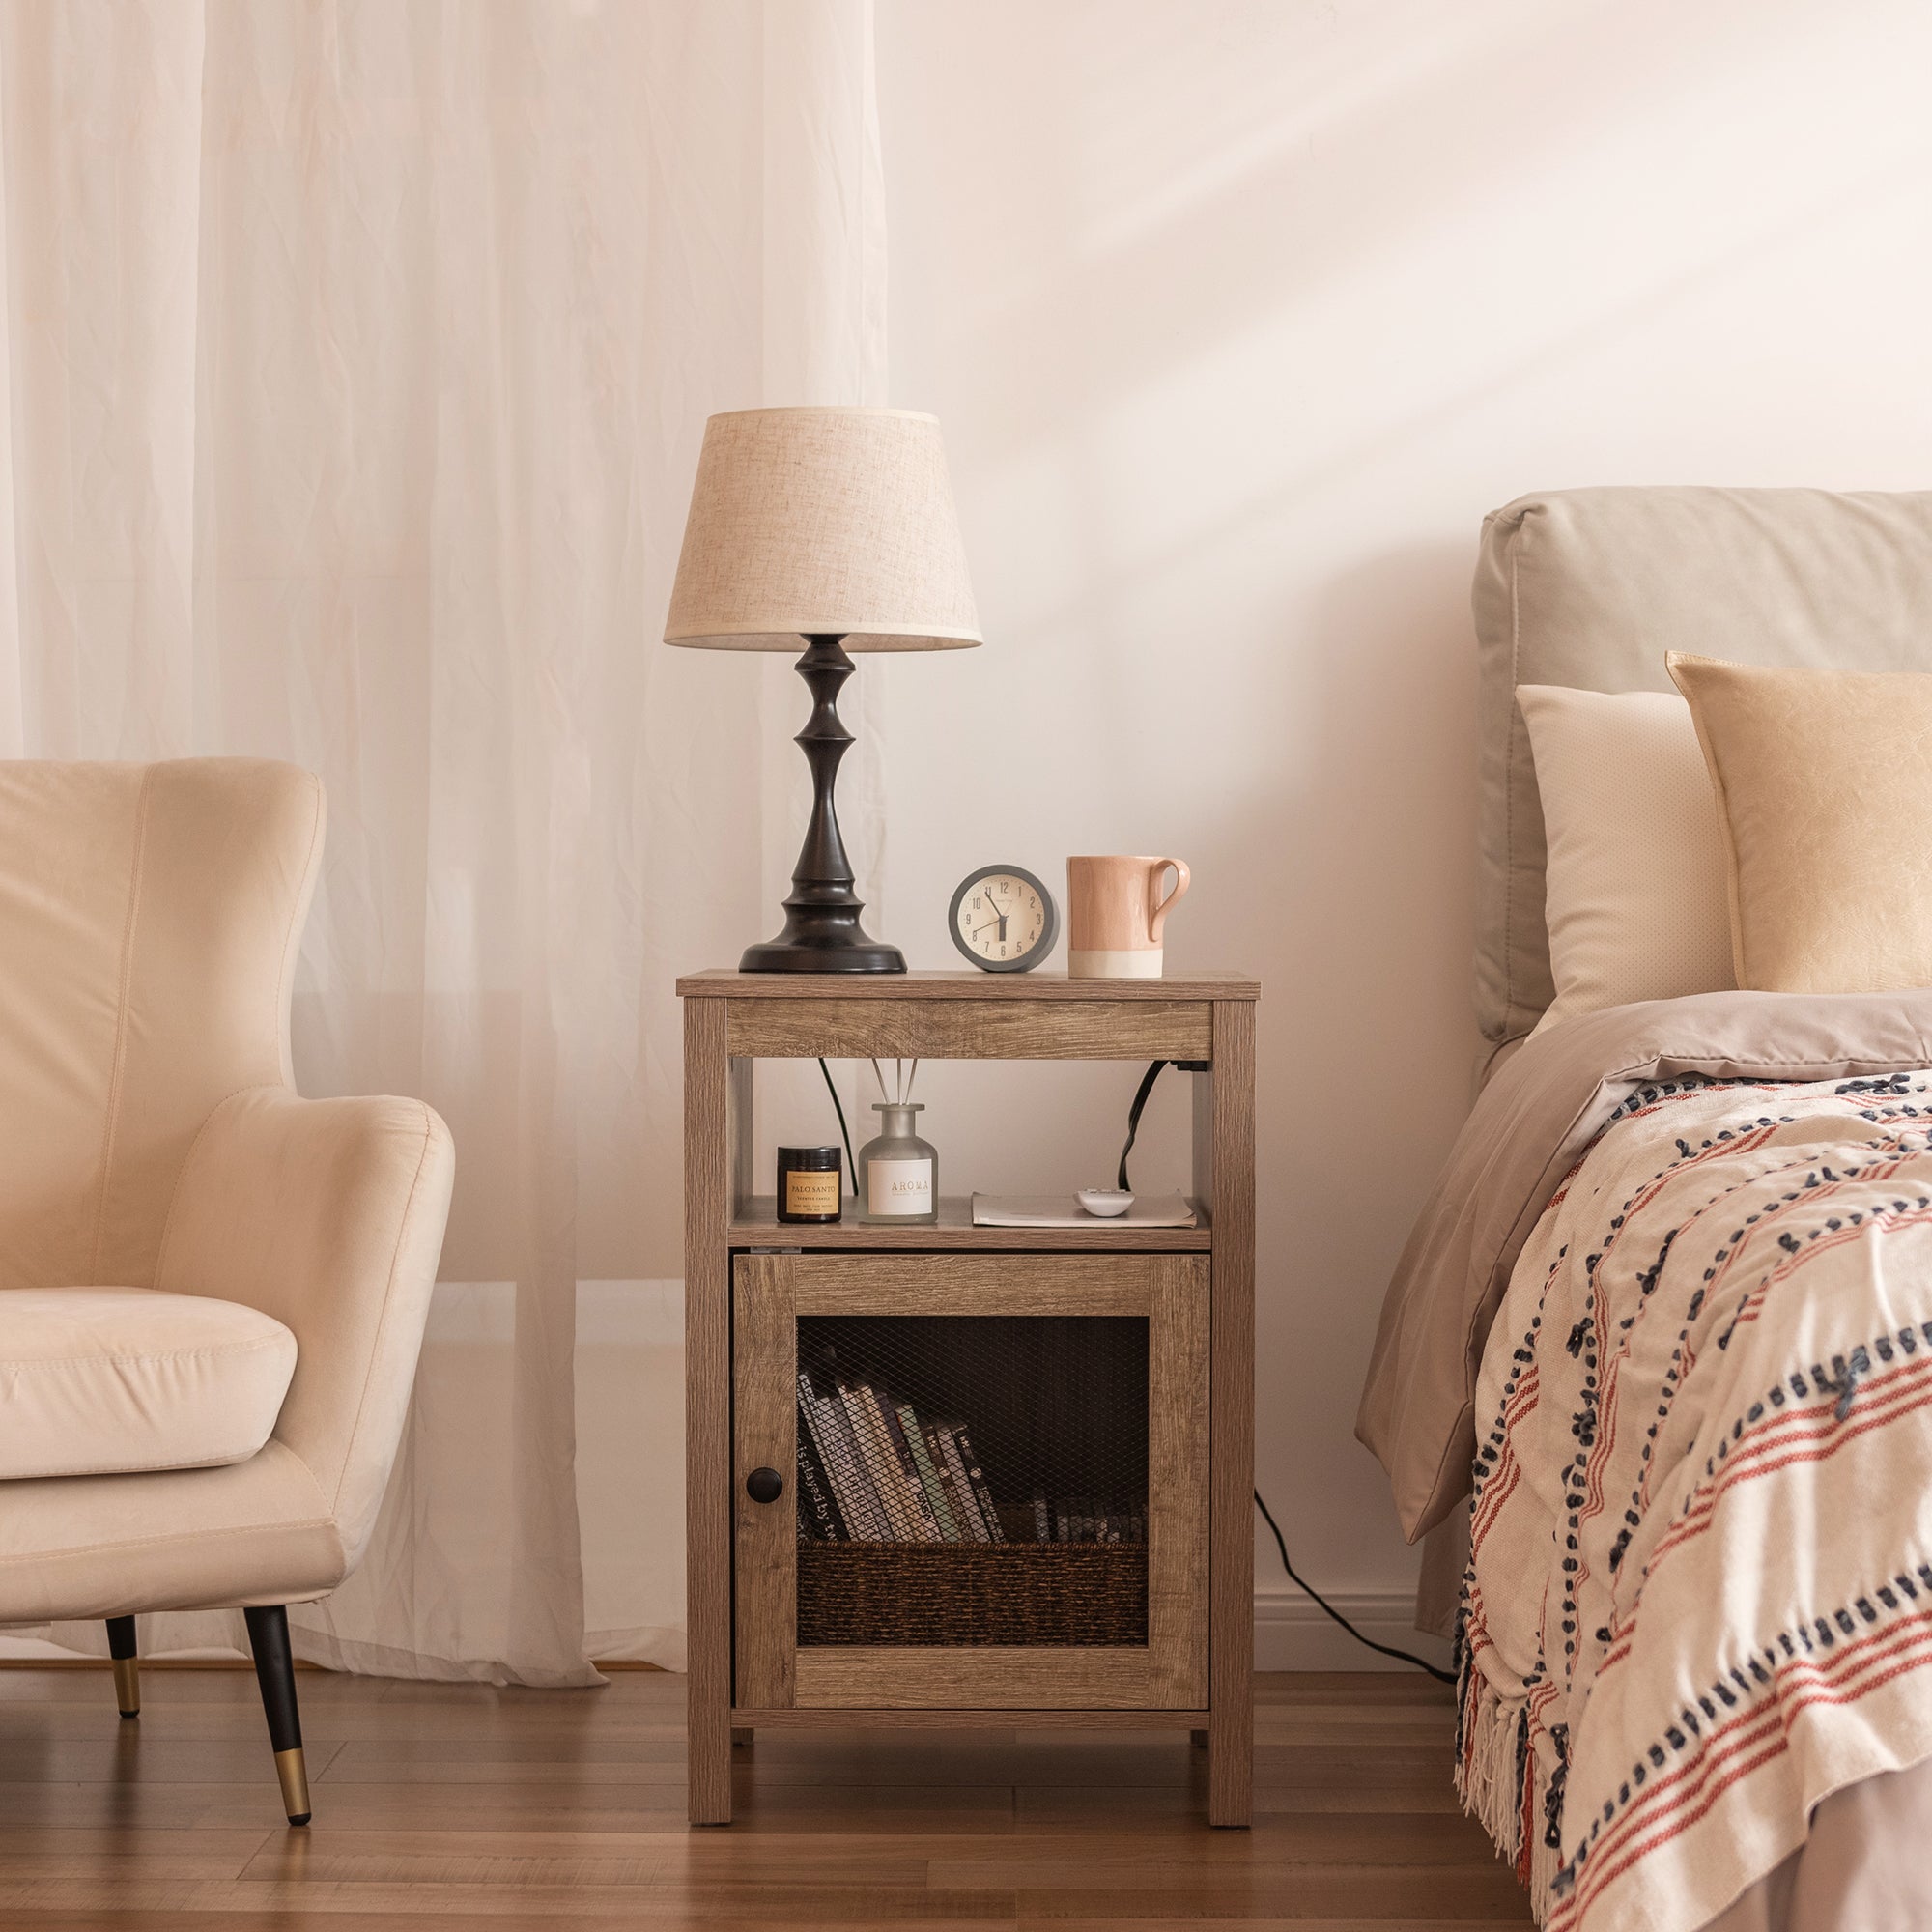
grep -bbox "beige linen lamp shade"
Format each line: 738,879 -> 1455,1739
664,405 -> 981,974
664,407 -> 982,651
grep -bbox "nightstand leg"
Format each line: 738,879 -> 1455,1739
732,1727 -> 754,1746
1207,998 -> 1256,1828
688,1679 -> 732,1824
1208,1702 -> 1252,1826
1189,1728 -> 1208,1747
685,998 -> 735,1826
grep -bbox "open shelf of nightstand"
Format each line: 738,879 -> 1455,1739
729,1195 -> 1213,1250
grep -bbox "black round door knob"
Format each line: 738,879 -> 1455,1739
745,1466 -> 784,1505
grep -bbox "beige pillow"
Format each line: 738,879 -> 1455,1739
1515,688 -> 1747,1036
1516,685 -> 1734,1030
1667,654 -> 1932,992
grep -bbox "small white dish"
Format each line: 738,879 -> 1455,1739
1076,1188 -> 1134,1218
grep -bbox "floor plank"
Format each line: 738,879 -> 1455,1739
0,1668 -> 1529,1926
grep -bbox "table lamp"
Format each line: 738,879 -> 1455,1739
665,407 -> 981,972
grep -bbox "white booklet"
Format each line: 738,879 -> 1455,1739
970,1192 -> 1198,1230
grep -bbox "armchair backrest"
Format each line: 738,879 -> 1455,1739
0,758 -> 325,1292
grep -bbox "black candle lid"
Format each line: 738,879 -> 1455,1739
778,1145 -> 841,1169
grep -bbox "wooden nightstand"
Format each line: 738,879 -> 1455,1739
680,969 -> 1258,1826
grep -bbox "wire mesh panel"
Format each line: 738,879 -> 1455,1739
793,1314 -> 1150,1646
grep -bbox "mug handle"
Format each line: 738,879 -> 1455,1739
1148,859 -> 1190,944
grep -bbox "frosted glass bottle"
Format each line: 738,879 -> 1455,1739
858,1102 -> 939,1225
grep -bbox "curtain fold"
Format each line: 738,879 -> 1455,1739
0,0 -> 886,1686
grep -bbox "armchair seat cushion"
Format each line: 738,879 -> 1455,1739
0,1288 -> 298,1480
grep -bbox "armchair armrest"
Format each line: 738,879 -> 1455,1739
156,1086 -> 455,1564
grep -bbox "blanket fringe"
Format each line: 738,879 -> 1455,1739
1456,1666 -> 1555,1925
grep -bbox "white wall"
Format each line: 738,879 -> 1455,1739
862,0 -> 1932,1642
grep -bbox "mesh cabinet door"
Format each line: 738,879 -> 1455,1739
732,1253 -> 1208,1713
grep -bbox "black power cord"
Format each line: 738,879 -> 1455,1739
1117,1057 -> 1209,1190
1121,1059 -> 1454,1686
1255,1487 -> 1454,1683
817,1058 -> 857,1194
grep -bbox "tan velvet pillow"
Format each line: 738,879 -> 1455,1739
1667,653 -> 1932,992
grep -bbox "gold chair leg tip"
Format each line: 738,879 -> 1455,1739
111,1656 -> 140,1719
274,1746 -> 311,1826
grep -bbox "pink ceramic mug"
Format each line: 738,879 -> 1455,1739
1065,856 -> 1190,979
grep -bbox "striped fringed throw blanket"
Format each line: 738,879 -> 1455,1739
1460,1071 -> 1932,1931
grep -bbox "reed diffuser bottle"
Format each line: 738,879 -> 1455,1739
858,1060 -> 938,1225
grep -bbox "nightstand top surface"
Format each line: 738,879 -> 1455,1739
677,968 -> 1260,1002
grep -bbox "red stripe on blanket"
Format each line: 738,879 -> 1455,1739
1506,1364 -> 1542,1428
1470,1453 -> 1522,1555
1562,1134 -> 1762,1603
1556,1642 -> 1932,1930
1572,1272 -> 1623,1605
1553,1612 -> 1932,1923
1697,1370 -> 1932,1496
1637,1351 -> 1932,1557
1701,1156 -> 1913,1304
1659,1380 -> 1932,1545
1645,1371 -> 1932,1575
1470,1365 -> 1541,1558
1728,1202 -> 1932,1330
1541,1104 -> 1784,1283
1618,1144 -> 1861,1513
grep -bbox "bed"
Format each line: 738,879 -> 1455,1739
1357,487 -> 1932,1931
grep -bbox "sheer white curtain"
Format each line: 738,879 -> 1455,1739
0,0 -> 887,1684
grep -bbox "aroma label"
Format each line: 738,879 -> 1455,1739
867,1156 -> 933,1217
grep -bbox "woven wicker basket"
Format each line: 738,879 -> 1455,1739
796,1541 -> 1149,1647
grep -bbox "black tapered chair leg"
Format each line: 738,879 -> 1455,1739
104,1616 -> 139,1719
243,1605 -> 310,1826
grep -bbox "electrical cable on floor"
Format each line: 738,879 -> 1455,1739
1254,1487 -> 1454,1684
1118,1059 -> 1455,1685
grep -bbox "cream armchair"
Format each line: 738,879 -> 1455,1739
0,758 -> 454,1825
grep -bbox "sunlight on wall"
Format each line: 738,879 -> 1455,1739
872,0 -> 1932,1621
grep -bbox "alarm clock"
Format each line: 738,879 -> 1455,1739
948,864 -> 1059,973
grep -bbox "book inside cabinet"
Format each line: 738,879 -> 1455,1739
732,1251 -> 1209,1711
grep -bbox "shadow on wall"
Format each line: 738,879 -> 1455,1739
935,0 -> 1892,491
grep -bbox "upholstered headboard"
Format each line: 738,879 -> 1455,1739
1474,487 -> 1932,1043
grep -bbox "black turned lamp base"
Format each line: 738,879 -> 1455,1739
741,933 -> 906,974
739,634 -> 907,976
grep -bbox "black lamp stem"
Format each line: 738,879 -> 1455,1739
739,634 -> 906,974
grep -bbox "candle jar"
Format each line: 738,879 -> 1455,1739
857,1102 -> 938,1225
776,1145 -> 841,1225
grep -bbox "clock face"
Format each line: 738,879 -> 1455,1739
948,865 -> 1059,973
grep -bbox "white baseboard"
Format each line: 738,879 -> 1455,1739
10,1592 -> 1455,1677
1253,1582 -> 1453,1673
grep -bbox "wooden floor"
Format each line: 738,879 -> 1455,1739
0,1666 -> 1533,1928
